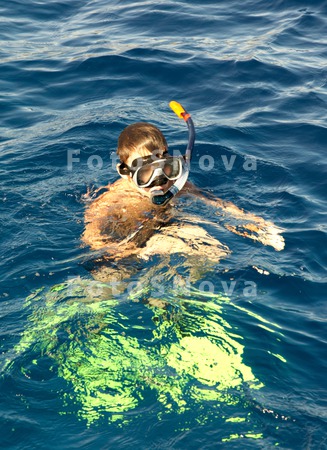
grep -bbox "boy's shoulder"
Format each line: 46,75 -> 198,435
85,178 -> 147,217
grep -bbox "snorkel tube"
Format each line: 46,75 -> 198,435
151,101 -> 195,206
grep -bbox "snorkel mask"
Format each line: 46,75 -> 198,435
150,101 -> 195,206
123,153 -> 185,190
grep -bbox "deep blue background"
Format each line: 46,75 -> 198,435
0,1 -> 326,448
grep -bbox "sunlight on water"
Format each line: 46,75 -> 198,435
4,275 -> 286,443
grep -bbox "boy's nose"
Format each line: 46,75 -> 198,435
148,175 -> 169,188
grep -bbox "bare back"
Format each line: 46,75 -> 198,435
82,178 -> 177,258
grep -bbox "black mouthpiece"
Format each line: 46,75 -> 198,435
151,190 -> 174,206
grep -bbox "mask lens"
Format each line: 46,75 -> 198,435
136,165 -> 155,186
163,158 -> 181,179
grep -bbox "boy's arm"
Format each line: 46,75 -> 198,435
182,182 -> 285,251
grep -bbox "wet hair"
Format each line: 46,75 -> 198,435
117,122 -> 168,163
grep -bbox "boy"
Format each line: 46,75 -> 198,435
82,116 -> 284,282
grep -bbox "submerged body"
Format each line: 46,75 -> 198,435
83,179 -> 230,256
82,177 -> 284,282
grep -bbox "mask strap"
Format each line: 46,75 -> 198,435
117,162 -> 130,176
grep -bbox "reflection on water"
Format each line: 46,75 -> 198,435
5,271 -> 287,442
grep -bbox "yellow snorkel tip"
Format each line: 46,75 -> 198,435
169,100 -> 188,119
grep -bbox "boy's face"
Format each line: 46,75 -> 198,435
125,150 -> 175,198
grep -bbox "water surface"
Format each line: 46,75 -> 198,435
0,1 -> 326,448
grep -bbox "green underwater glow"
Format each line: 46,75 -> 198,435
5,276 -> 285,442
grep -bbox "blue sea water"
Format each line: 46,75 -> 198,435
1,0 -> 327,448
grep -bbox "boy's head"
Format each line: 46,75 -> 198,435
116,122 -> 182,198
117,122 -> 168,165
